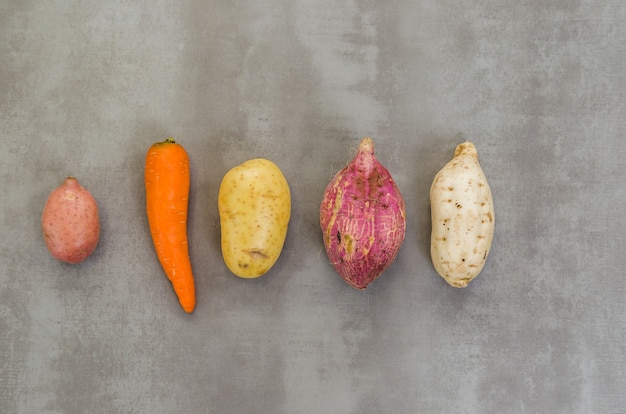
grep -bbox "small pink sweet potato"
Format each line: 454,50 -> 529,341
320,137 -> 406,289
42,177 -> 100,264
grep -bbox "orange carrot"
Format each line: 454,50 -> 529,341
144,138 -> 195,313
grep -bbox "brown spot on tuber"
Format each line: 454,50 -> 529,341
243,249 -> 269,260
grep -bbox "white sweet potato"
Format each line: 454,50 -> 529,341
430,141 -> 494,287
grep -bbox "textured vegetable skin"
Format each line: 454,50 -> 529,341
430,141 -> 494,288
320,137 -> 406,289
218,158 -> 291,278
41,177 -> 100,264
145,138 -> 195,313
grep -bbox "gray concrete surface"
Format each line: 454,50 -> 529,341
1,1 -> 625,413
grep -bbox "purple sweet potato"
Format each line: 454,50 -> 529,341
320,137 -> 406,289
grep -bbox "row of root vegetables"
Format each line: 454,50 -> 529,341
41,137 -> 495,313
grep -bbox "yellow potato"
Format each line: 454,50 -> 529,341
218,158 -> 291,278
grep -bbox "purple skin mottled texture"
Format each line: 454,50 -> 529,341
320,138 -> 406,289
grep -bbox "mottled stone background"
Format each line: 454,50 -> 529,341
1,1 -> 624,413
